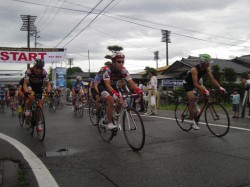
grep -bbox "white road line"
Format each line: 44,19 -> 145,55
0,133 -> 59,187
141,115 -> 250,132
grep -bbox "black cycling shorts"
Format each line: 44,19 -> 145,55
183,83 -> 194,92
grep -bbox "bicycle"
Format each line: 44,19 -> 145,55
174,90 -> 230,137
97,93 -> 145,151
9,96 -> 17,115
73,94 -> 84,117
18,98 -> 26,127
88,97 -> 97,126
48,92 -> 56,112
24,94 -> 46,141
0,98 -> 6,112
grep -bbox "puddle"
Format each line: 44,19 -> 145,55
44,148 -> 79,157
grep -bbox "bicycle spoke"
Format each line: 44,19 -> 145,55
36,107 -> 46,141
123,108 -> 145,151
175,102 -> 192,131
205,102 -> 230,137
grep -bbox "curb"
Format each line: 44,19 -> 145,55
0,160 -> 19,187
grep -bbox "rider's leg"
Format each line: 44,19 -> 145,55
25,91 -> 35,110
187,91 -> 195,120
106,95 -> 114,123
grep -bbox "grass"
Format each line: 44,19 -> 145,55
18,165 -> 28,187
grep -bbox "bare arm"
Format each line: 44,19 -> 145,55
206,66 -> 221,89
191,67 -> 206,92
127,79 -> 138,91
104,79 -> 114,93
23,79 -> 29,93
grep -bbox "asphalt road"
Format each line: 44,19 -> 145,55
1,103 -> 250,187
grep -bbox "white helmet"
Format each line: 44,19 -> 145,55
76,76 -> 82,81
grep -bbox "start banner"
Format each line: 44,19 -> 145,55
0,47 -> 66,63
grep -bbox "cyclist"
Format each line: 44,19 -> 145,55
0,85 -> 7,108
6,84 -> 18,110
23,59 -> 51,132
183,54 -> 225,130
71,76 -> 85,107
98,51 -> 142,130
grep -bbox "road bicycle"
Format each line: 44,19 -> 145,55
48,92 -> 57,112
97,93 -> 145,151
88,97 -> 97,126
0,98 -> 6,112
175,90 -> 230,137
9,96 -> 17,115
24,94 -> 46,141
73,94 -> 84,117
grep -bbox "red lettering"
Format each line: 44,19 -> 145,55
38,52 -> 47,60
29,53 -> 37,61
9,52 -> 19,60
0,52 -> 9,60
18,52 -> 28,61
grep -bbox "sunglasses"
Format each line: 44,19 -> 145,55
116,60 -> 124,64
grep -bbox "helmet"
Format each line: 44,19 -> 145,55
76,76 -> 82,81
34,59 -> 45,68
111,51 -> 125,62
199,54 -> 213,64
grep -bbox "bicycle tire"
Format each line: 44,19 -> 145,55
88,100 -> 97,126
19,112 -> 25,127
49,98 -> 56,112
97,107 -> 114,142
35,107 -> 46,141
205,102 -> 230,137
28,114 -> 34,135
123,107 -> 145,151
175,101 -> 192,131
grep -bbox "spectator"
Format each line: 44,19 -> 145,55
230,89 -> 241,118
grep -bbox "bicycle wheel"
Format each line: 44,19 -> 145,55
205,102 -> 230,137
123,107 -> 145,151
175,101 -> 192,131
97,107 -> 114,142
49,98 -> 56,112
28,114 -> 34,135
89,100 -> 97,125
35,107 -> 46,141
19,112 -> 25,127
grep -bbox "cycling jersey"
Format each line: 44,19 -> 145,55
0,89 -> 6,99
72,81 -> 85,92
183,64 -> 207,91
8,87 -> 17,97
25,67 -> 48,94
99,65 -> 132,91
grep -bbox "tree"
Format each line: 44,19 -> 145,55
48,66 -> 53,81
223,67 -> 237,82
66,67 -> 83,77
142,66 -> 156,78
105,45 -> 124,60
211,65 -> 221,83
90,72 -> 96,78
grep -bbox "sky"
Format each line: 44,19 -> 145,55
0,0 -> 250,74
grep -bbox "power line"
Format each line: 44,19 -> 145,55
54,0 -> 104,47
62,0 -> 115,48
14,0 -> 250,49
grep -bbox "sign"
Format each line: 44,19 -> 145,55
55,67 -> 66,88
0,47 -> 66,63
162,79 -> 183,87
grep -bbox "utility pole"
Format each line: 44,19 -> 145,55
88,50 -> 90,77
154,51 -> 159,69
67,58 -> 74,68
161,30 -> 171,66
20,15 -> 37,69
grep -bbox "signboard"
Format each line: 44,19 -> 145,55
0,47 -> 66,63
55,67 -> 66,88
162,79 -> 183,87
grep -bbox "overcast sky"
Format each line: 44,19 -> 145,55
0,0 -> 250,73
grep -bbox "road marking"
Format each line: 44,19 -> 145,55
141,115 -> 250,132
0,133 -> 59,187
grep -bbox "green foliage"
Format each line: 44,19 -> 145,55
107,45 -> 123,52
241,71 -> 249,79
66,67 -> 83,77
142,66 -> 156,78
48,66 -> 53,81
90,72 -> 96,78
66,79 -> 73,89
104,61 -> 112,65
211,65 -> 221,83
223,67 -> 237,82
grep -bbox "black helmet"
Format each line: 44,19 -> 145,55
34,59 -> 45,68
